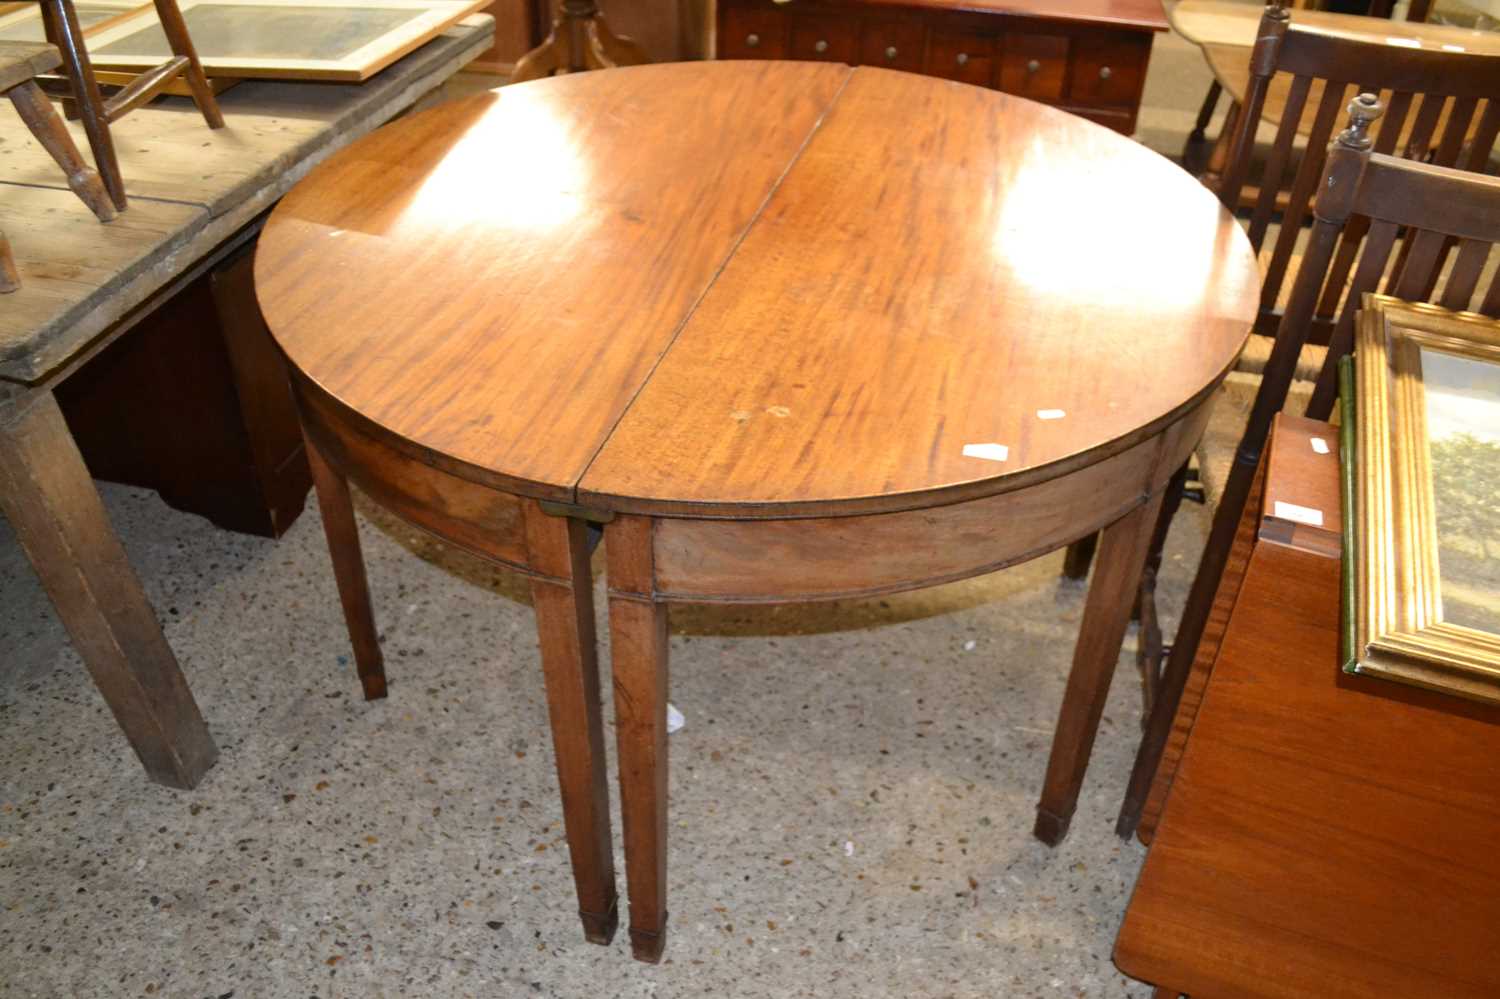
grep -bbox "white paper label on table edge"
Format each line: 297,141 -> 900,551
1272,500 -> 1324,527
962,443 -> 1009,462
1310,437 -> 1330,455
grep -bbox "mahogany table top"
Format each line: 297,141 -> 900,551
255,61 -> 1259,519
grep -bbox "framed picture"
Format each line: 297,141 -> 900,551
82,0 -> 489,81
1350,294 -> 1500,704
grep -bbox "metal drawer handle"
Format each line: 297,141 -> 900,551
1026,58 -> 1041,73
746,33 -> 760,47
1099,65 -> 1113,80
955,52 -> 968,66
885,45 -> 898,59
814,38 -> 828,53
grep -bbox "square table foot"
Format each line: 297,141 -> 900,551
629,923 -> 667,964
1033,807 -> 1071,847
579,899 -> 619,946
360,672 -> 388,701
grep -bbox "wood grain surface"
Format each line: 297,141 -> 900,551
257,61 -> 850,502
1114,449 -> 1500,998
0,18 -> 494,384
259,61 -> 1258,517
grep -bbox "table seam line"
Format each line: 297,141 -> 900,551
563,64 -> 858,505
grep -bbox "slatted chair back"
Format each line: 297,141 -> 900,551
1118,97 -> 1500,840
1218,3 -> 1500,330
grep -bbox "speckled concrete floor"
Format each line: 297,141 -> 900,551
0,25 -> 1224,999
0,474 -> 1208,998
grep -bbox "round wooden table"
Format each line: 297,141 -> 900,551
255,61 -> 1259,963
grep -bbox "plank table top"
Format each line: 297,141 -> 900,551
0,16 -> 494,386
257,60 -> 1260,520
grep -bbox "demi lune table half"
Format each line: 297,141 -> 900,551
253,60 -> 1260,962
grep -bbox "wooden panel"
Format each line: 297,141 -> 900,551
580,67 -> 1259,517
467,0 -> 537,73
54,248 -> 312,537
294,375 -> 530,571
925,27 -> 995,85
255,61 -> 851,500
650,411 -> 1203,602
858,18 -> 925,74
789,14 -> 855,63
1000,32 -> 1068,101
1115,538 -> 1500,997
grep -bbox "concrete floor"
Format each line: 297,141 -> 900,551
1,22 -> 1224,999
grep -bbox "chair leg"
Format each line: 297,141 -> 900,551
1034,489 -> 1167,846
1134,463 -> 1190,726
303,435 -> 387,700
40,0 -> 127,211
7,80 -> 116,222
0,229 -> 19,293
150,0 -> 224,128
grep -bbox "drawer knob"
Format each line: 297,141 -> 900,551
1026,58 -> 1041,74
746,32 -> 760,47
955,52 -> 968,66
885,45 -> 898,59
814,38 -> 828,53
1099,65 -> 1113,80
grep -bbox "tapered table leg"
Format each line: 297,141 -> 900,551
0,391 -> 216,787
523,504 -> 619,945
1034,490 -> 1167,845
302,435 -> 386,700
605,515 -> 669,963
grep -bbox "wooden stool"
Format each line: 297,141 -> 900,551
510,0 -> 648,83
39,0 -> 223,212
3,41 -> 114,221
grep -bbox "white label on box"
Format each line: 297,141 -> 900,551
1310,437 -> 1330,455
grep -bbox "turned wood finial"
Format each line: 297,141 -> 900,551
1338,93 -> 1384,150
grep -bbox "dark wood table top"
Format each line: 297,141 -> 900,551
256,61 -> 1259,519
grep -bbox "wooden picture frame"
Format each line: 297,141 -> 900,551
81,0 -> 490,81
1350,294 -> 1500,705
0,1 -> 145,43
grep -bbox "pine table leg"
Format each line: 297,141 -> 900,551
0,391 -> 216,787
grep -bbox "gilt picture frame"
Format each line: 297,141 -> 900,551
81,0 -> 490,81
1351,294 -> 1500,704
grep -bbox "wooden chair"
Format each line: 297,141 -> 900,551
1187,0 -> 1436,182
1107,0 -> 1500,731
1218,1 -> 1500,341
2,40 -> 115,222
39,0 -> 223,212
1118,95 -> 1500,839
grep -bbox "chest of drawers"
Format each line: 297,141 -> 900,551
716,0 -> 1168,134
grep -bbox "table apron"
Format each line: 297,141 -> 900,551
633,396 -> 1212,604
